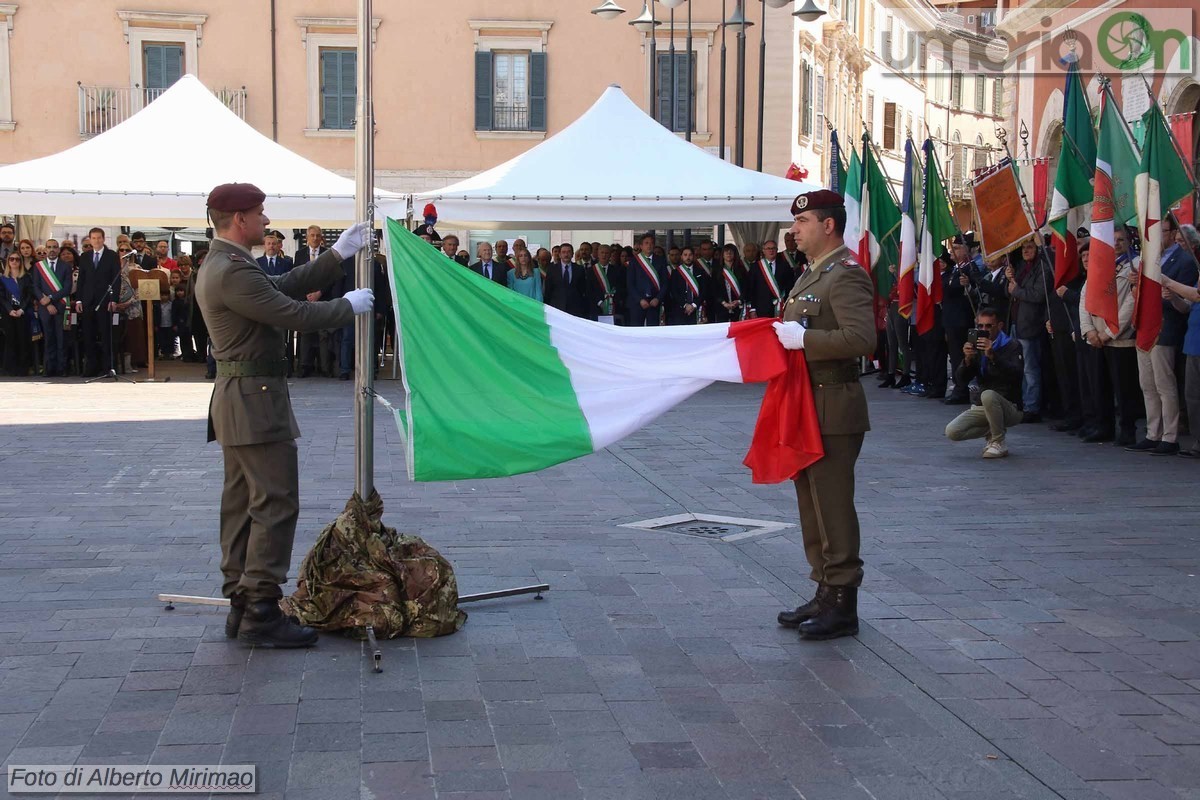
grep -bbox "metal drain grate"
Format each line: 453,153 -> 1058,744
621,513 -> 792,543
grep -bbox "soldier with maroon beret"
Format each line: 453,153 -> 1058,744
196,183 -> 376,648
773,189 -> 875,640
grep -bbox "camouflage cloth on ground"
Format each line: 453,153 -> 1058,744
281,490 -> 466,638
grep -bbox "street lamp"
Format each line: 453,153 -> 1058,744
794,0 -> 827,23
627,2 -> 662,121
590,0 -> 626,21
723,1 -> 753,168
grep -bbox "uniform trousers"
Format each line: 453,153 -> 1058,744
1137,345 -> 1181,442
220,439 -> 300,601
793,432 -> 864,588
885,303 -> 910,378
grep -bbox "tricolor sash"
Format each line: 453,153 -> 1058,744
723,267 -> 743,299
679,266 -> 701,299
592,263 -> 613,314
635,253 -> 660,291
759,259 -> 783,316
36,260 -> 63,295
696,257 -> 712,277
782,250 -> 800,272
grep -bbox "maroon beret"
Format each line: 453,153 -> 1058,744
791,189 -> 844,216
207,183 -> 266,213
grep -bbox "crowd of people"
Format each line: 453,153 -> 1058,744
6,214 -> 1200,463
890,221 -> 1200,460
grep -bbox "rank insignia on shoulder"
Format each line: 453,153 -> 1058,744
229,255 -> 247,263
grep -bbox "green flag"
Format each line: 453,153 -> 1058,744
1047,60 -> 1097,287
860,139 -> 902,299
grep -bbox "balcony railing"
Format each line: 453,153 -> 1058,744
77,83 -> 247,138
492,103 -> 530,132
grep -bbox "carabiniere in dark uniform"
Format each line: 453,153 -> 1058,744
773,189 -> 876,640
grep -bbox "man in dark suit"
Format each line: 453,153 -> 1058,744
294,225 -> 338,377
469,242 -> 509,286
544,242 -> 590,317
256,230 -> 293,276
627,233 -> 668,326
74,227 -> 121,376
782,231 -> 808,276
32,238 -> 73,377
749,239 -> 797,319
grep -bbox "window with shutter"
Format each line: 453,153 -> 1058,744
881,31 -> 892,68
474,52 -> 494,131
815,74 -> 825,141
655,52 -> 696,133
493,52 -> 531,131
975,76 -> 987,112
883,101 -> 896,150
800,62 -> 813,138
142,43 -> 183,93
951,71 -> 963,109
992,77 -> 1004,117
319,48 -> 356,130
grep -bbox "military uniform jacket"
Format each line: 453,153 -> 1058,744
196,237 -> 354,446
781,244 -> 875,435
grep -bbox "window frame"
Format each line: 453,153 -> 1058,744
654,50 -> 698,134
141,41 -> 184,92
318,46 -> 356,131
297,16 -> 380,138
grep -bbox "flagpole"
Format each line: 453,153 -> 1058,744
861,128 -> 905,211
354,0 -> 375,499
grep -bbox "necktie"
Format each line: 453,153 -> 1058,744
93,252 -> 99,266
565,265 -> 571,284
269,258 -> 275,271
485,262 -> 491,279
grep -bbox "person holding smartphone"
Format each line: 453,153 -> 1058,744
944,308 -> 1025,458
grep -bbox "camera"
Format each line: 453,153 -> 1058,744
967,328 -> 989,348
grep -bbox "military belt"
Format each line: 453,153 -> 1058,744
215,359 -> 289,378
807,361 -> 860,386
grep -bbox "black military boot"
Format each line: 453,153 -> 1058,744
798,586 -> 859,641
777,585 -> 831,628
237,599 -> 319,648
225,593 -> 245,639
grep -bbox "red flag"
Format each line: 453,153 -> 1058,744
743,350 -> 825,484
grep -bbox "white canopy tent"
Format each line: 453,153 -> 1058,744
0,75 -> 400,227
411,85 -> 818,230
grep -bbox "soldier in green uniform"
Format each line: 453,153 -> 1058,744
196,183 -> 375,648
772,189 -> 876,641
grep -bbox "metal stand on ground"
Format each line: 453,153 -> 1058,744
84,284 -> 137,385
157,583 -> 550,673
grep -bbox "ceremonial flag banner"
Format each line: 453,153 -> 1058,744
970,161 -> 1036,259
385,219 -> 824,483
1086,84 -> 1140,336
919,139 -> 958,335
860,138 -> 902,300
1047,60 -> 1097,288
843,147 -> 863,255
898,139 -> 921,318
1134,102 -> 1195,351
830,129 -> 848,195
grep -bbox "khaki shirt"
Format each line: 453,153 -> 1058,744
782,244 -> 875,435
196,237 -> 353,446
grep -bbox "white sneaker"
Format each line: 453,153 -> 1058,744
982,439 -> 1008,459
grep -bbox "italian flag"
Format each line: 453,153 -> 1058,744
1047,59 -> 1097,288
897,138 -> 921,318
1086,84 -> 1139,337
1134,102 -> 1194,351
843,146 -> 863,256
385,219 -> 824,483
918,139 -> 957,336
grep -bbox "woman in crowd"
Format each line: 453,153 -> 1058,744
1,251 -> 34,375
113,250 -> 141,374
116,241 -> 148,370
710,243 -> 749,323
58,243 -> 80,376
17,238 -> 36,274
507,248 -> 543,301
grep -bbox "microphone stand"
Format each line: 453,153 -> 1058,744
84,278 -> 137,384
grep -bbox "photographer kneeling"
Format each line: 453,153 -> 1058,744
944,307 -> 1025,458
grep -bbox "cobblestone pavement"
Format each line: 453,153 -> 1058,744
2,368 -> 1199,800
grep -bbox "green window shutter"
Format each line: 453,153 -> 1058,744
164,45 -> 183,88
320,49 -> 355,129
475,51 -> 494,131
341,50 -> 357,130
143,44 -> 183,90
144,44 -> 163,88
529,52 -> 547,131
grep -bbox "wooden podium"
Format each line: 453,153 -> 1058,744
129,268 -> 170,380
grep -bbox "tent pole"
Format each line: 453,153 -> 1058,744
354,0 -> 374,498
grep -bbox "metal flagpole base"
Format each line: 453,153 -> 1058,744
84,369 -> 138,385
156,583 -> 550,675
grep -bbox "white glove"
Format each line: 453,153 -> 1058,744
773,320 -> 806,350
344,288 -> 374,315
332,221 -> 371,260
